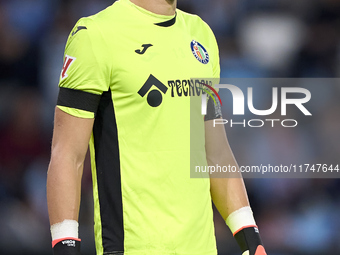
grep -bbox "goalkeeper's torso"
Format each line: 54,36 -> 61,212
58,0 -> 220,254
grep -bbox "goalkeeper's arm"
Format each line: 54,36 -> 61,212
47,107 -> 94,254
205,118 -> 267,255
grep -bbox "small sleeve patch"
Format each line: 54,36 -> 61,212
60,55 -> 76,80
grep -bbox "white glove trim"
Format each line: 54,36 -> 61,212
225,206 -> 256,234
50,219 -> 79,240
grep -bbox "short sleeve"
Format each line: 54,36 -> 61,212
196,18 -> 220,79
211,34 -> 220,79
57,18 -> 110,118
203,22 -> 220,79
204,22 -> 221,120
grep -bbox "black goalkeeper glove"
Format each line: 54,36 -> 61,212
226,206 -> 267,255
53,238 -> 81,255
234,226 -> 266,255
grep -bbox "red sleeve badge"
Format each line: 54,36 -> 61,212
61,55 -> 76,80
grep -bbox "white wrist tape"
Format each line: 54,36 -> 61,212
225,206 -> 256,234
50,219 -> 79,241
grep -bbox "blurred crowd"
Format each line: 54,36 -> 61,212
0,0 -> 339,254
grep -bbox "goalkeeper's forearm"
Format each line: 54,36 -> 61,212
47,152 -> 84,254
210,177 -> 267,255
47,152 -> 83,225
47,108 -> 94,254
209,160 -> 267,255
206,119 -> 267,255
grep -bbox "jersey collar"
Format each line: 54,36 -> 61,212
124,0 -> 177,27
154,13 -> 177,27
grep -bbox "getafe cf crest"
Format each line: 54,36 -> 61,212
190,40 -> 209,64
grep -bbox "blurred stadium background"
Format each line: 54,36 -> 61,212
0,0 -> 340,254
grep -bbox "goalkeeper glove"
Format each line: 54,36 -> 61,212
51,220 -> 81,255
234,226 -> 266,255
226,206 -> 267,255
53,238 -> 81,255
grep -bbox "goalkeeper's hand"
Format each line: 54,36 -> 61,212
235,226 -> 267,255
53,238 -> 81,255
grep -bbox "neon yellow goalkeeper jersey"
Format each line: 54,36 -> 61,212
57,0 -> 220,254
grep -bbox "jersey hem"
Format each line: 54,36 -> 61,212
56,105 -> 95,119
100,249 -> 217,255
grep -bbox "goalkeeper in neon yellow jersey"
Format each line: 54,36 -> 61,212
46,0 -> 267,254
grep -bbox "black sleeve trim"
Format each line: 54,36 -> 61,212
57,87 -> 102,113
234,227 -> 263,254
204,93 -> 222,121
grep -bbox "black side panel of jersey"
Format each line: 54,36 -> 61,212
93,89 -> 124,253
